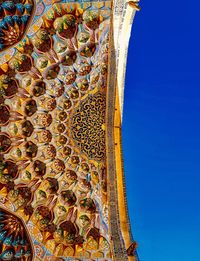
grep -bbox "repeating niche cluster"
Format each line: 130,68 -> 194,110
0,2 -> 111,259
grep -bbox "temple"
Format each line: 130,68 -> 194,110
0,0 -> 140,260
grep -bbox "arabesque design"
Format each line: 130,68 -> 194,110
71,91 -> 106,161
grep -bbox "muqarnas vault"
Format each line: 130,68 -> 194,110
0,0 -> 140,260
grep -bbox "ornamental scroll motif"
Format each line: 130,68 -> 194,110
71,92 -> 106,161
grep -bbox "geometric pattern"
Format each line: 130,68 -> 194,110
0,1 -> 113,259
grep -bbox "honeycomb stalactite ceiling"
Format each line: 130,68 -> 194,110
0,0 -> 138,260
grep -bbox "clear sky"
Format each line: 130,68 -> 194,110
122,1 -> 200,261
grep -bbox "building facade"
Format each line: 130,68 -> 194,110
0,0 -> 140,260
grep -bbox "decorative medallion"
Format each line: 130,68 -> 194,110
71,92 -> 106,161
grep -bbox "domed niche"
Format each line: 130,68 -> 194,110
0,0 -> 35,52
0,207 -> 34,260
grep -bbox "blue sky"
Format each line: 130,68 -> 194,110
122,1 -> 200,260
